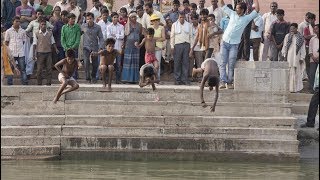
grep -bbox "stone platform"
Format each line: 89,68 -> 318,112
2,61 -> 318,162
1,84 -> 300,162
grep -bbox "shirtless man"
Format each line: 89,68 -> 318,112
139,63 -> 159,91
53,49 -> 80,103
135,27 -> 159,74
192,58 -> 220,112
91,38 -> 120,91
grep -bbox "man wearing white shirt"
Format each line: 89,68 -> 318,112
54,0 -> 69,12
196,0 -> 206,14
136,4 -> 145,25
120,0 -> 136,14
250,13 -> 263,61
106,12 -> 124,83
5,16 -> 28,85
90,0 -> 101,22
261,2 -> 277,61
28,0 -> 40,11
207,0 -> 225,26
142,2 -> 166,29
170,12 -> 192,85
97,8 -> 110,40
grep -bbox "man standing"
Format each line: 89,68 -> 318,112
5,16 -> 28,85
300,64 -> 319,129
2,0 -> 21,30
77,0 -> 87,12
261,2 -> 278,61
106,12 -> 124,84
54,0 -> 69,12
33,19 -> 58,85
308,24 -> 319,93
120,0 -> 136,14
81,12 -> 104,83
170,12 -> 192,85
236,0 -> 254,61
207,0 -> 224,26
15,0 -> 36,30
196,0 -> 206,14
164,0 -> 180,23
270,9 -> 290,62
250,12 -> 263,61
218,0 -> 259,89
142,2 -> 166,29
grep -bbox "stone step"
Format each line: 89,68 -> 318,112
65,88 -> 287,103
1,155 -> 60,160
1,145 -> 60,156
1,85 -> 288,103
60,136 -> 299,153
292,103 -> 319,115
8,71 -> 176,85
288,93 -> 313,103
61,149 -> 300,162
61,126 -> 297,140
1,136 -> 61,146
1,115 -> 296,128
1,126 -> 61,136
64,100 -> 291,117
1,115 -> 65,126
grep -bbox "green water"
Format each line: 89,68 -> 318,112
1,159 -> 319,180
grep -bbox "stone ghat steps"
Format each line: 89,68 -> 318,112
61,137 -> 299,154
60,126 -> 297,140
1,126 -> 61,136
1,136 -> 61,146
63,100 -> 291,117
0,115 -> 296,128
1,155 -> 60,160
288,93 -> 319,115
60,149 -> 300,162
1,85 -> 289,103
1,145 -> 60,156
1,126 -> 296,141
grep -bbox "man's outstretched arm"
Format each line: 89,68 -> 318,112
211,85 -> 219,112
200,75 -> 209,107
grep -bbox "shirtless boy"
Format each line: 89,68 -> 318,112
91,38 -> 120,91
135,28 -> 159,74
139,63 -> 159,91
53,49 -> 80,103
192,58 -> 220,112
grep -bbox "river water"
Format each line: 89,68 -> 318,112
1,158 -> 319,180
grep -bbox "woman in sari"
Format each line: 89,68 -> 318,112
121,11 -> 142,83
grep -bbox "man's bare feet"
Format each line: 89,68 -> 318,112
107,86 -> 112,92
102,84 -> 107,88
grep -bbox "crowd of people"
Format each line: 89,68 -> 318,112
0,0 -> 319,92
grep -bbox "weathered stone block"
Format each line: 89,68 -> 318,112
234,61 -> 289,92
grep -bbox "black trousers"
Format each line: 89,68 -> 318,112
306,88 -> 319,127
237,20 -> 252,61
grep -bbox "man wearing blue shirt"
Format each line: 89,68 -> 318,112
218,0 -> 259,89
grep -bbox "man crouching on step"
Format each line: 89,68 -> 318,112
139,63 -> 159,91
